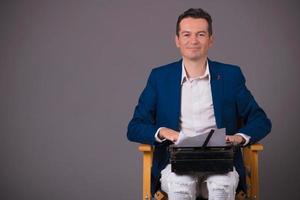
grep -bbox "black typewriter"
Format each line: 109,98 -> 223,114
168,130 -> 239,174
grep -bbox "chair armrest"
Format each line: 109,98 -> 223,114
139,144 -> 153,152
249,143 -> 263,151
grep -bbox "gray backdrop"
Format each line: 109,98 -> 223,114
1,0 -> 299,199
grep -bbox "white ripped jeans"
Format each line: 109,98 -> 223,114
160,164 -> 239,200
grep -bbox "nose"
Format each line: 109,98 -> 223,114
190,35 -> 199,44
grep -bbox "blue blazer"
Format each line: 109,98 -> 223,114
127,59 -> 271,193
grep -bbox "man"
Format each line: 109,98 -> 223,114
127,8 -> 271,200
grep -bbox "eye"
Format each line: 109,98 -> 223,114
198,33 -> 206,37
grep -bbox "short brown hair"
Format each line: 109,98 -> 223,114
176,8 -> 213,36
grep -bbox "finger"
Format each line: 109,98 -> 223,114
226,136 -> 236,143
167,137 -> 176,143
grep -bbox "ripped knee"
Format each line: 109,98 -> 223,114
207,181 -> 235,200
167,179 -> 198,200
206,171 -> 239,200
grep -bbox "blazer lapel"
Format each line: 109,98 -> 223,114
208,59 -> 224,128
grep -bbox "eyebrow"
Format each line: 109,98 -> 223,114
180,30 -> 208,34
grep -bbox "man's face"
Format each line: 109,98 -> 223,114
175,17 -> 213,61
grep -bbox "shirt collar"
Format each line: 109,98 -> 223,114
181,60 -> 211,85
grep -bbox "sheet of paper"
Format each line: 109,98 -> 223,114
174,128 -> 226,147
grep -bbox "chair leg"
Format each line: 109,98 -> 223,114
139,144 -> 153,200
142,151 -> 152,200
249,150 -> 259,199
243,144 -> 263,200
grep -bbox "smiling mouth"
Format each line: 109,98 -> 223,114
188,48 -> 200,50
187,47 -> 200,49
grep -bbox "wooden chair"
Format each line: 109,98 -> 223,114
138,143 -> 263,200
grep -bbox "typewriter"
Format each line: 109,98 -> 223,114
169,130 -> 239,174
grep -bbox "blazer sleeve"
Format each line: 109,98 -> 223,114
235,68 -> 272,144
127,69 -> 160,145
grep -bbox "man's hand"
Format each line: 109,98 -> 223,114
158,128 -> 179,143
225,135 -> 245,145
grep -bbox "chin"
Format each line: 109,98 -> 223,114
186,55 -> 202,61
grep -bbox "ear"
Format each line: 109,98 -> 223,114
175,35 -> 180,48
209,35 -> 214,47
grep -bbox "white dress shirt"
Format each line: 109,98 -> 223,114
155,60 -> 250,145
179,60 -> 216,137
